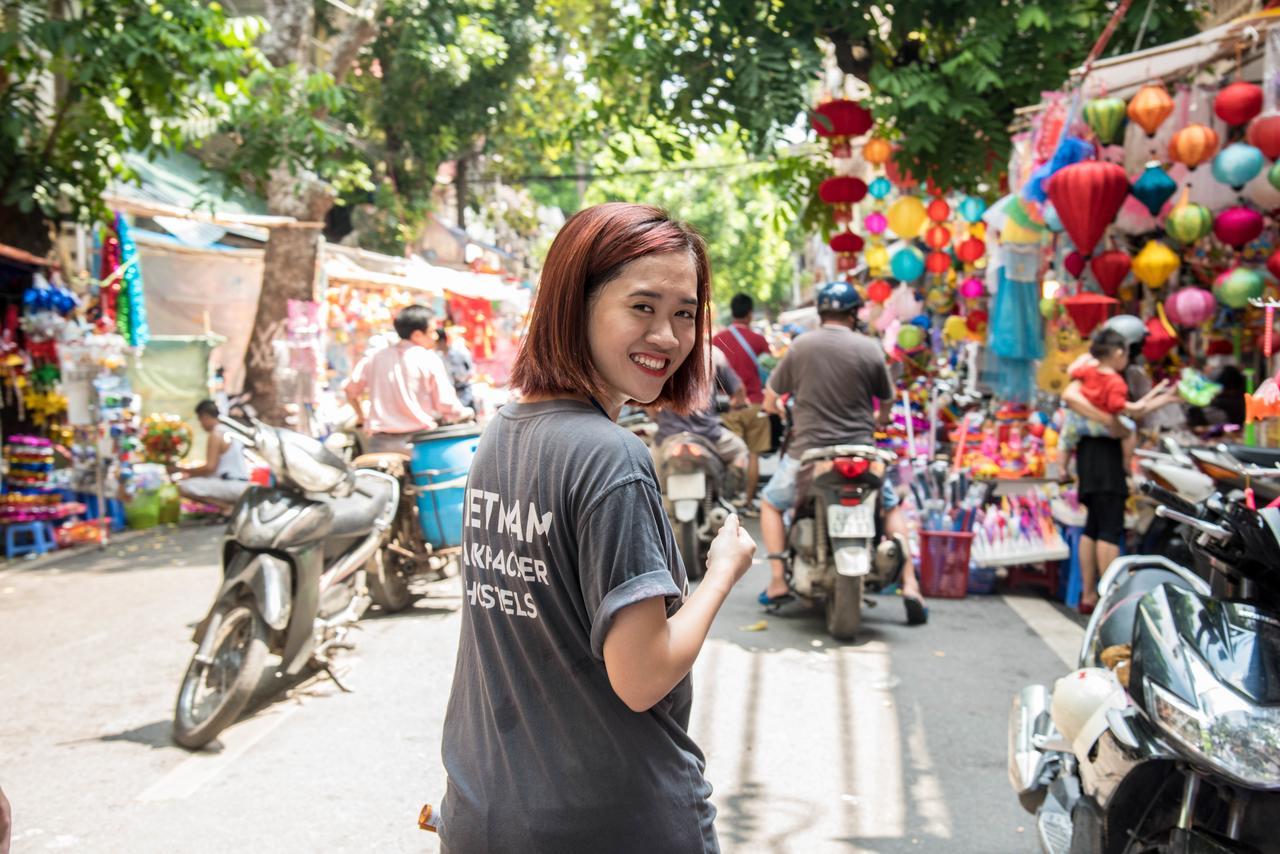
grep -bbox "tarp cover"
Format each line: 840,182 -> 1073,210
126,335 -> 223,463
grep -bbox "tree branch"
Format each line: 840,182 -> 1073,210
325,0 -> 384,86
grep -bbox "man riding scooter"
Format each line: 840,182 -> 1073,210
757,280 -> 928,625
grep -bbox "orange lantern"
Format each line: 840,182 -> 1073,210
925,225 -> 951,249
863,137 -> 892,166
1127,84 -> 1174,136
1168,124 -> 1219,168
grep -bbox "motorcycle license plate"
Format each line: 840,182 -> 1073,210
666,472 -> 706,501
827,501 -> 875,538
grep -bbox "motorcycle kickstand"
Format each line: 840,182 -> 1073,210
317,659 -> 355,693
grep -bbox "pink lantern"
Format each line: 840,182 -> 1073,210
1165,287 -> 1216,326
1213,206 -> 1265,248
959,277 -> 984,299
865,211 -> 888,235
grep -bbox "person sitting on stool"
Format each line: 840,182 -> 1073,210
170,400 -> 251,512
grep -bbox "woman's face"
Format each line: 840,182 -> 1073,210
587,251 -> 699,414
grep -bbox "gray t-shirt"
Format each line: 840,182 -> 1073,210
767,323 -> 893,457
439,399 -> 717,853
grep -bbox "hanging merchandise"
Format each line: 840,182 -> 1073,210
113,212 -> 150,348
1168,124 -> 1220,168
865,211 -> 888,235
1247,113 -> 1280,159
865,244 -> 890,276
830,231 -> 865,273
1023,136 -> 1095,204
1214,267 -> 1265,308
1046,161 -> 1129,257
1212,205 -> 1265,248
1215,80 -> 1264,127
1084,97 -> 1127,144
141,413 -> 193,464
1090,250 -> 1131,297
887,196 -> 927,238
1212,143 -> 1265,190
1165,192 -> 1214,244
988,264 -> 1043,403
1042,203 -> 1064,232
1270,161 -> 1280,191
1129,161 -> 1177,216
1131,240 -> 1180,289
1165,287 -> 1217,326
810,99 -> 873,158
1268,249 -> 1280,282
958,196 -> 987,224
1061,292 -> 1118,336
5,436 -> 55,489
1144,310 -> 1178,362
863,137 -> 892,166
867,279 -> 893,303
818,176 -> 868,225
1064,251 -> 1087,279
925,251 -> 951,274
956,237 -> 985,264
959,277 -> 985,299
924,225 -> 951,250
890,246 -> 926,282
868,176 -> 893,199
926,198 -> 951,222
1127,83 -> 1175,136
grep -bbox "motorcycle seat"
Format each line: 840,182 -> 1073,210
327,471 -> 394,538
1222,444 -> 1280,468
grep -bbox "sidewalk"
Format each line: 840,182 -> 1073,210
0,519 -> 221,580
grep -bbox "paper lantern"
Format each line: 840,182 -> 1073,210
1061,292 -> 1117,336
1132,240 -> 1180,289
1144,314 -> 1177,362
1268,250 -> 1280,282
1064,251 -> 1087,279
1130,161 -> 1176,216
959,276 -> 984,298
1214,81 -> 1264,127
1042,202 -> 1063,232
897,324 -> 925,351
887,196 -> 927,238
867,279 -> 893,303
958,196 -> 986,223
943,315 -> 970,343
1212,205 -> 1264,248
1215,267 -> 1265,308
1246,113 -> 1280,160
1165,193 -> 1213,244
1127,84 -> 1174,136
865,244 -> 889,274
863,137 -> 892,166
1046,161 -> 1130,257
924,225 -> 951,249
1270,161 -> 1280,191
868,176 -> 893,199
1165,287 -> 1216,326
955,237 -> 985,264
1212,143 -> 1265,190
1090,250 -> 1131,297
865,211 -> 888,234
829,231 -> 864,254
819,176 -> 869,225
1168,124 -> 1219,168
1084,97 -> 1127,145
890,246 -> 925,282
925,251 -> 951,274
811,99 -> 872,157
926,199 -> 950,222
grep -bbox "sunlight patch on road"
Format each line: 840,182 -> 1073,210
906,699 -> 952,839
1000,595 -> 1083,668
839,641 -> 905,840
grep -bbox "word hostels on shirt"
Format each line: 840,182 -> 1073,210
465,488 -> 553,543
464,487 -> 552,621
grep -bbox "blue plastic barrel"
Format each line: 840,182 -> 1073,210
409,423 -> 483,548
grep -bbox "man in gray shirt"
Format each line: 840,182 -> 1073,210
757,281 -> 928,624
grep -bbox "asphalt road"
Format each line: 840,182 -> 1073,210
0,519 -> 1081,853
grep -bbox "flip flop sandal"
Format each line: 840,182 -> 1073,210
758,590 -> 796,611
904,596 -> 929,626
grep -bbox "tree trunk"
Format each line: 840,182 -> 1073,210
455,154 -> 468,230
0,204 -> 52,257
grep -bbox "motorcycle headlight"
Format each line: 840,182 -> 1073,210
1146,663 -> 1280,789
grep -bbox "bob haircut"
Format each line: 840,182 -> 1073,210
510,203 -> 712,415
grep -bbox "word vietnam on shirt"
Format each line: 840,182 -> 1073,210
461,487 -> 554,620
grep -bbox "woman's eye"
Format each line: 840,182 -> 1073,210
633,304 -> 654,313
675,310 -> 695,320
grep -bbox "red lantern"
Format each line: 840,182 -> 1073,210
829,231 -> 864,254
867,279 -> 892,303
1046,161 -> 1130,257
955,237 -> 985,264
926,198 -> 950,222
1215,81 -> 1264,127
1143,315 -> 1177,362
1247,113 -> 1280,160
925,225 -> 951,249
836,255 -> 858,272
965,310 -> 989,333
1064,251 -> 1087,279
1267,249 -> 1280,282
819,176 -> 868,226
1090,250 -> 1131,297
1061,292 -> 1118,336
925,251 -> 951,274
811,100 -> 873,151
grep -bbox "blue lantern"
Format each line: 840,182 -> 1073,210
1130,161 -> 1177,216
1042,202 -> 1064,232
890,246 -> 925,282
1212,143 -> 1265,190
958,196 -> 987,223
868,176 -> 893,200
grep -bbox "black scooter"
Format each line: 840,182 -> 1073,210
1008,469 -> 1280,853
173,415 -> 398,749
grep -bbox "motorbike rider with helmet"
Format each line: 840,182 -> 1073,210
757,280 -> 928,625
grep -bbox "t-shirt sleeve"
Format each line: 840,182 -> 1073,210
577,476 -> 681,660
1104,376 -> 1130,413
767,350 -> 794,396
870,353 -> 893,401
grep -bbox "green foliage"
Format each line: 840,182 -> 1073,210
591,0 -> 1205,192
0,0 -> 261,226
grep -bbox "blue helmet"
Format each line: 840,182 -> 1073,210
816,280 -> 862,314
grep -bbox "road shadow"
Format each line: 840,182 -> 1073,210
1,525 -> 221,576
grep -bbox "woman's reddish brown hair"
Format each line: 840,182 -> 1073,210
510,203 -> 712,415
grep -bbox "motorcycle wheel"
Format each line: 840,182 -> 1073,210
173,604 -> 268,750
366,549 -> 413,613
825,573 -> 864,640
677,519 -> 705,581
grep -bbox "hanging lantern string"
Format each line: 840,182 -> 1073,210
1249,297 -> 1280,362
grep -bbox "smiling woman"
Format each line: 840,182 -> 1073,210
436,203 -> 758,853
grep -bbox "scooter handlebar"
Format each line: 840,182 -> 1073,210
1138,479 -> 1202,519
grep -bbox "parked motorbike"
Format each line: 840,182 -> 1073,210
1008,468 -> 1280,853
776,443 -> 903,640
656,431 -> 740,581
173,415 -> 399,749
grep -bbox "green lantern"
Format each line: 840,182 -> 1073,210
1215,267 -> 1264,309
1269,160 -> 1280,192
1165,201 -> 1213,244
1084,97 -> 1127,145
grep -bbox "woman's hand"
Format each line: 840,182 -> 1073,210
704,514 -> 756,590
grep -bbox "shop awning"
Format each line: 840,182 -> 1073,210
404,257 -> 527,303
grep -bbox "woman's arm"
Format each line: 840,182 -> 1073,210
1062,381 -> 1128,438
602,515 -> 755,712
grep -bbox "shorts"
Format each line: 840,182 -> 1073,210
1082,492 -> 1126,546
721,405 -> 772,454
761,454 -> 901,513
652,430 -> 748,476
178,475 -> 250,507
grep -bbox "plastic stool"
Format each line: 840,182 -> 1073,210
6,521 -> 56,558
